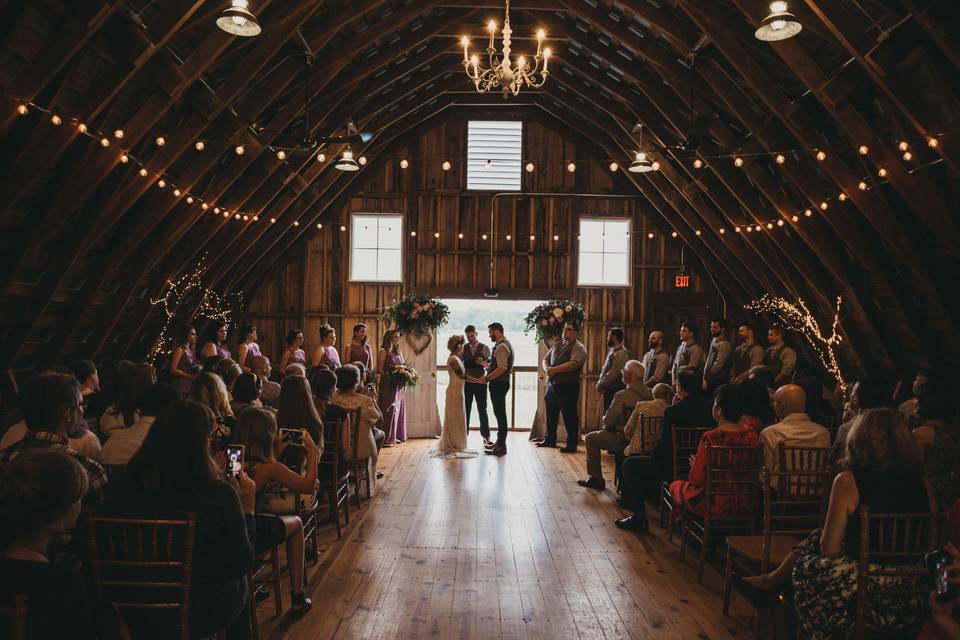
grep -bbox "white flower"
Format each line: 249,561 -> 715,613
552,307 -> 563,318
565,305 -> 572,312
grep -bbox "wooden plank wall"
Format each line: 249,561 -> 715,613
243,119 -> 723,425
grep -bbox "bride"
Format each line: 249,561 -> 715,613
432,335 -> 481,458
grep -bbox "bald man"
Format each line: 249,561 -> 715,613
640,331 -> 670,387
578,360 -> 651,490
251,355 -> 281,406
760,384 -> 830,473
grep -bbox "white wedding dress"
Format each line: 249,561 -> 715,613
431,356 -> 477,459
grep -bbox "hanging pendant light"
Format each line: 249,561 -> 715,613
755,2 -> 802,41
628,125 -> 657,173
335,147 -> 360,171
217,0 -> 261,37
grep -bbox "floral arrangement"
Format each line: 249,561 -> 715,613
381,292 -> 450,335
389,363 -> 420,388
524,299 -> 587,344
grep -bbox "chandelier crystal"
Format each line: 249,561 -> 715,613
461,0 -> 551,97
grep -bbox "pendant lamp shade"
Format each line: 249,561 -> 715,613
217,0 -> 261,37
755,2 -> 802,41
335,148 -> 360,171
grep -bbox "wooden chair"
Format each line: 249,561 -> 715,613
924,445 -> 960,512
318,416 -> 351,539
88,515 -> 196,640
679,443 -> 763,582
348,407 -> 373,506
822,413 -> 844,442
658,426 -> 711,538
722,469 -> 831,614
853,508 -> 946,639
778,444 -> 831,475
0,594 -> 27,640
248,545 -> 283,637
271,444 -> 321,564
638,415 -> 664,455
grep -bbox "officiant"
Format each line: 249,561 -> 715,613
462,325 -> 492,445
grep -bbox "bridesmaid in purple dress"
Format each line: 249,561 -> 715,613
280,329 -> 307,372
311,324 -> 341,369
237,324 -> 263,374
344,323 -> 373,370
169,323 -> 199,397
198,320 -> 232,361
377,329 -> 407,444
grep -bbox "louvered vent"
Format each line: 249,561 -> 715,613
467,121 -> 522,191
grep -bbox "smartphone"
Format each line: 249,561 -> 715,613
926,547 -> 957,603
225,444 -> 244,478
280,428 -> 304,444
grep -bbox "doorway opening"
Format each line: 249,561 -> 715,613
435,298 -> 544,430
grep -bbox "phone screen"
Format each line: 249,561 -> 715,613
280,428 -> 303,444
225,445 -> 244,478
927,548 -> 957,602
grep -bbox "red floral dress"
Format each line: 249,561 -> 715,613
669,426 -> 759,519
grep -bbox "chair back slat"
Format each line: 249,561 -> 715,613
639,415 -> 664,454
88,515 -> 196,640
703,444 -> 762,524
351,408 -> 363,462
670,427 -> 711,481
319,417 -> 347,482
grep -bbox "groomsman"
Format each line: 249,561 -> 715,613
596,327 -> 630,411
482,323 -> 513,457
641,331 -> 670,387
765,327 -> 798,385
671,323 -> 705,385
731,323 -> 765,383
539,322 -> 587,452
703,318 -> 732,394
462,325 -> 492,444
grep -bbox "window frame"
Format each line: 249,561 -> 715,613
465,119 -> 524,192
576,216 -> 633,289
348,213 -> 404,284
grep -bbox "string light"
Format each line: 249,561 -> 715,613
186,196 -> 194,204
734,157 -> 744,167
358,156 -> 367,166
651,161 -> 660,171
898,141 -> 909,152
609,162 -> 618,172
857,145 -> 869,155
276,150 -> 286,161
815,150 -> 826,161
156,136 -> 165,146
99,137 -> 110,147
77,123 -> 87,133
50,114 -> 61,125
745,294 -> 846,390
766,222 -> 774,230
293,220 -> 300,226
114,129 -> 124,139
410,231 -> 417,237
526,162 -> 535,172
482,234 -> 488,240
858,181 -> 867,191
16,103 -> 28,115
173,188 -> 181,197
434,231 -> 440,238
317,223 -> 323,229
777,219 -> 785,227
529,234 -> 536,241
120,154 -> 129,163
927,137 -> 939,148
877,167 -> 887,177
506,234 -> 512,240
693,159 -> 703,169
746,226 -> 753,233
458,233 -> 464,239
213,207 -> 220,214
400,159 -> 409,169
317,152 -> 326,163
157,179 -> 166,188
201,203 -> 209,210
139,168 -> 148,177
567,162 -> 576,172
235,145 -> 245,155
442,161 -> 451,171
837,193 -> 846,202
719,228 -> 726,234
270,218 -> 276,224
672,231 -> 679,237
553,234 -> 559,241
775,154 -> 785,165
195,140 -> 205,151
902,151 -> 912,161
804,208 -> 813,217
243,215 -> 249,221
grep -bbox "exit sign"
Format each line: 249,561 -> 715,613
675,274 -> 690,288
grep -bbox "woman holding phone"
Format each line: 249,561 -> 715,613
236,408 -> 318,615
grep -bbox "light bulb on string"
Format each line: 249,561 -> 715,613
525,162 -> 534,172
878,167 -> 887,177
139,168 -> 148,177
214,207 -> 221,214
16,103 -> 28,116
647,232 -> 654,239
100,137 -> 110,147
410,231 -> 417,237
201,203 -> 209,210
898,141 -> 909,152
815,150 -> 826,161
766,222 -> 774,230
858,181 -> 868,191
693,159 -> 703,169
609,162 -> 618,172
195,141 -> 205,151
157,179 -> 166,188
358,156 -> 367,166
442,161 -> 451,171
819,201 -> 828,210
719,228 -> 726,234
156,136 -> 165,146
672,231 -> 679,237
243,215 -> 249,221
317,152 -> 326,163
293,220 -> 299,226
734,157 -> 744,167
235,145 -> 245,155
186,196 -> 194,204
553,235 -> 559,241
928,137 -> 939,148
120,154 -> 129,163
746,225 -> 753,233
902,151 -> 912,161
804,208 -> 813,217
567,162 -> 576,173
173,189 -> 181,197
114,129 -> 124,139
400,159 -> 409,169
695,230 -> 702,236
434,231 -> 440,238
482,234 -> 488,240
791,215 -> 799,222
775,154 -> 785,165
270,218 -> 276,224
858,145 -> 869,155
529,235 -> 535,241
838,193 -> 846,201
777,219 -> 785,227
77,123 -> 87,133
651,161 -> 660,171
233,213 -> 240,220
458,233 -> 464,239
252,216 -> 259,221
317,223 -> 323,229
276,150 -> 286,161
50,114 -> 61,125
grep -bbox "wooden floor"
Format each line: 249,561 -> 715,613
262,432 -> 752,640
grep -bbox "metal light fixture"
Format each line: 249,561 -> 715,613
755,1 -> 802,41
628,125 -> 658,173
461,0 -> 550,97
217,0 -> 261,37
335,147 -> 360,171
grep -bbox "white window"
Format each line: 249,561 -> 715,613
577,218 -> 631,287
467,120 -> 522,191
350,214 -> 403,282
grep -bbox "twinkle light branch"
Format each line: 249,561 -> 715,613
146,255 -> 244,364
745,294 -> 847,391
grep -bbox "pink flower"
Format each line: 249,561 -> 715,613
541,320 -> 548,326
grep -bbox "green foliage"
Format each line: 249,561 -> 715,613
380,293 -> 450,335
523,299 -> 587,344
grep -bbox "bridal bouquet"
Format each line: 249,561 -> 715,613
389,363 -> 420,388
524,299 -> 587,343
381,293 -> 450,335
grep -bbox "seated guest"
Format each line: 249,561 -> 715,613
578,360 -> 650,490
100,383 -> 179,466
285,363 -> 307,378
169,323 -> 200,397
212,358 -> 243,399
202,354 -> 225,374
833,375 -> 892,459
100,363 -> 157,440
0,374 -> 108,568
795,375 -> 835,426
912,381 -> 960,510
280,329 -> 307,372
899,369 -> 930,423
668,384 -> 759,521
615,367 -> 714,532
0,449 -> 102,638
332,365 -> 384,488
198,320 -> 232,361
308,368 -> 351,481
278,375 -> 326,444
748,364 -> 776,403
740,408 -> 932,637
235,408 -> 315,615
230,372 -> 265,416
760,384 -> 830,473
99,400 -> 258,638
71,359 -> 100,400
622,383 -> 674,457
739,378 -> 776,430
251,355 -> 281,406
188,372 -> 235,443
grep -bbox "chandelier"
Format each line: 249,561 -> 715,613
461,0 -> 551,97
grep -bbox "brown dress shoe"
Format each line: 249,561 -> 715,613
484,445 -> 507,457
576,477 -> 606,490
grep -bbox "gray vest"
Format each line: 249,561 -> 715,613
548,340 -> 582,385
487,338 -> 514,381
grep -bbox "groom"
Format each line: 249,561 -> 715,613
482,322 -> 513,457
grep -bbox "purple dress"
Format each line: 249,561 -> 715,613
216,344 -> 232,361
175,348 -> 198,397
319,345 -> 341,368
288,348 -> 307,367
378,351 -> 407,444
241,342 -> 262,369
347,343 -> 372,370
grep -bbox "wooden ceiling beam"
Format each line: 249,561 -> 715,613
615,0 -> 701,53
899,0 -> 960,71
